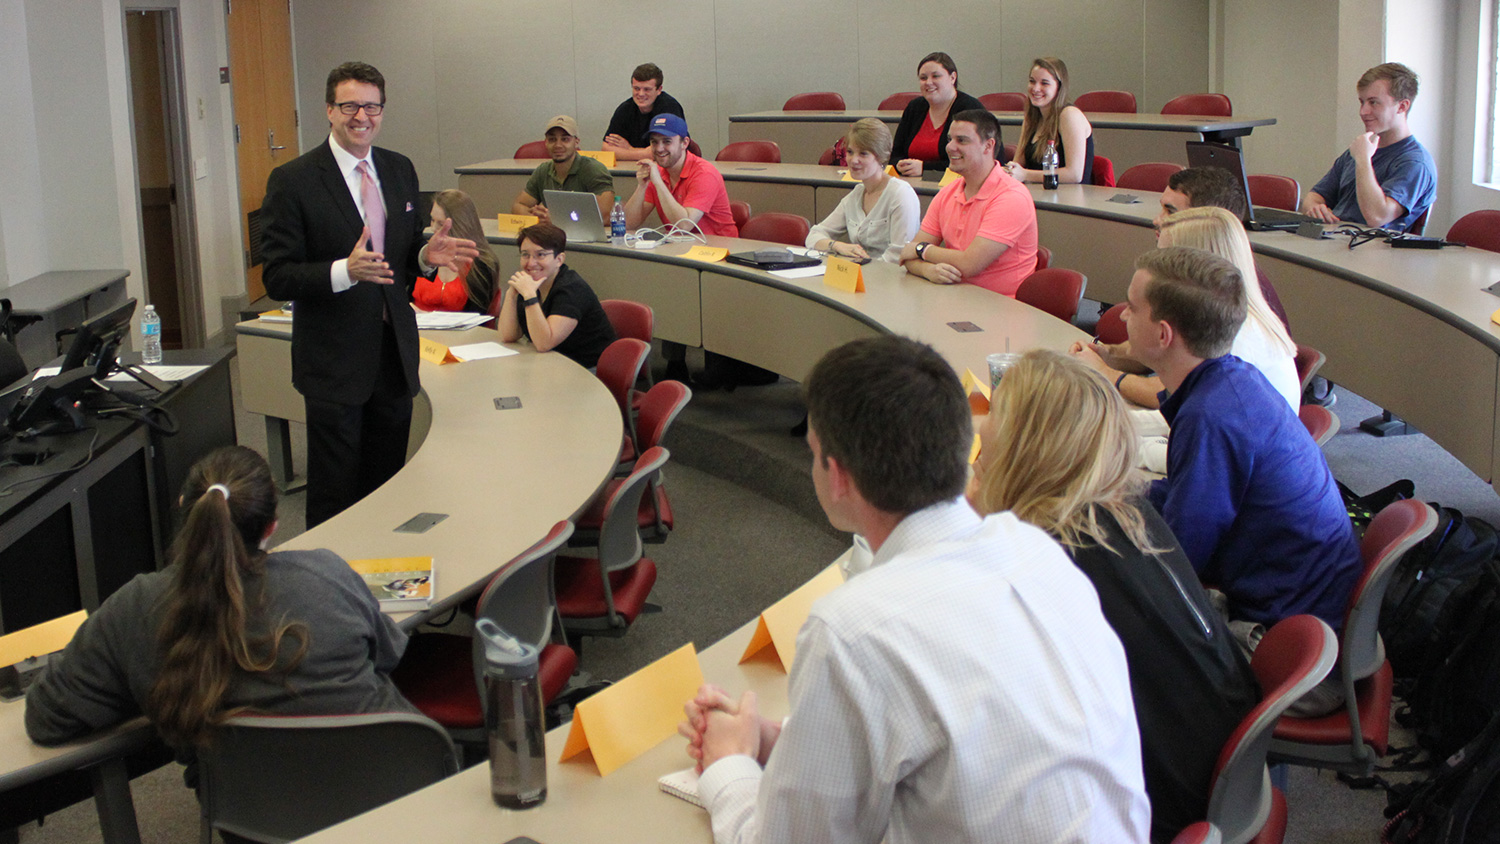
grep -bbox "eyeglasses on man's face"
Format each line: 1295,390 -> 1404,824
333,101 -> 384,116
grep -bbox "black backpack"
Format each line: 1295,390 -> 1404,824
1383,712 -> 1500,844
1403,558 -> 1500,760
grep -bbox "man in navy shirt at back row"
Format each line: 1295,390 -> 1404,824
1303,62 -> 1436,232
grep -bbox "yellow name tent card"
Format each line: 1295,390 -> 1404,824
885,165 -> 899,176
739,564 -> 844,671
496,214 -> 539,235
970,432 -> 983,465
419,338 -> 461,365
0,610 -> 87,667
682,245 -> 729,263
560,643 -> 704,775
961,368 -> 991,415
578,150 -> 617,167
937,169 -> 960,186
823,256 -> 865,292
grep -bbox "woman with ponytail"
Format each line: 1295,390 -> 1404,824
26,446 -> 414,751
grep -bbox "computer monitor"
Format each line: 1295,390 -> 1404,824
59,298 -> 137,380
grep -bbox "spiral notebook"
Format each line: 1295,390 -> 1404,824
658,767 -> 704,808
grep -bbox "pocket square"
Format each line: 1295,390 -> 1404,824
405,201 -> 414,212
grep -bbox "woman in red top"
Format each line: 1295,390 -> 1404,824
412,190 -> 498,313
888,52 -> 990,177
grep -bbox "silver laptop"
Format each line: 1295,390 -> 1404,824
1184,141 -> 1319,232
542,190 -> 607,243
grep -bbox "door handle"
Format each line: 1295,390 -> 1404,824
268,130 -> 286,152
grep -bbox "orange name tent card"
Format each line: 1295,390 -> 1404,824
419,338 -> 460,365
496,214 -> 539,235
823,256 -> 865,292
682,246 -> 729,263
885,165 -> 899,176
739,564 -> 844,671
938,169 -> 960,186
961,368 -> 991,415
970,432 -> 983,465
578,150 -> 617,167
560,643 -> 704,775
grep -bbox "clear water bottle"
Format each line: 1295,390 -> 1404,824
610,199 -> 627,246
478,619 -> 547,809
1042,140 -> 1060,191
140,304 -> 162,364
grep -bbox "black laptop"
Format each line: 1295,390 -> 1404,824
1185,141 -> 1319,232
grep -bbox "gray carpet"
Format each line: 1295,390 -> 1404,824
16,358 -> 1494,843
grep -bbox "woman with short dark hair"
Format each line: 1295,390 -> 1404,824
498,223 -> 617,369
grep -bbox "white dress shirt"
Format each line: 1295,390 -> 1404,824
806,178 -> 921,264
698,497 -> 1151,844
326,136 -> 382,293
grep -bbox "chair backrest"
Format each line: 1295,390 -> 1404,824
636,380 -> 692,452
685,138 -> 703,157
1448,209 -> 1500,253
1298,405 -> 1338,448
1293,344 -> 1326,393
1247,174 -> 1301,212
600,299 -> 653,344
0,338 -> 26,387
201,713 -> 459,843
1016,268 -> 1087,323
1408,208 -> 1429,235
784,92 -> 845,111
1092,155 -> 1117,187
729,200 -> 752,230
599,447 -> 671,575
1096,302 -> 1128,345
1002,142 -> 1017,163
978,92 -> 1027,111
514,140 -> 547,159
817,145 -> 839,166
1343,501 -> 1439,680
716,141 -> 782,164
595,338 -> 650,443
1074,90 -> 1138,114
1209,616 -> 1337,844
1171,822 -> 1224,844
1034,244 -> 1052,272
1117,162 -> 1185,193
878,92 -> 921,111
471,519 -> 574,692
1162,93 -> 1233,117
742,212 -> 812,246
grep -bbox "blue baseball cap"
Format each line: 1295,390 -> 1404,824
646,113 -> 689,138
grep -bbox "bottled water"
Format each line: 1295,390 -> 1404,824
140,304 -> 162,364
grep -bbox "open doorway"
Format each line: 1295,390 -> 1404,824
124,8 -> 203,349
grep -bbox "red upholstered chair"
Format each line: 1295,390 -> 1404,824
686,138 -> 703,157
1293,345 -> 1326,394
1074,90 -> 1138,114
1118,162 -> 1185,193
601,299 -> 655,405
514,140 -> 547,159
575,380 -> 692,545
1270,500 -> 1440,776
817,145 -> 839,166
730,200 -> 752,232
1247,174 -> 1301,212
978,92 -> 1027,111
1002,142 -> 1017,163
1172,823 -> 1223,844
1298,405 -> 1339,448
1208,615 -> 1338,844
1034,244 -> 1052,271
391,521 -> 578,746
1448,209 -> 1500,253
743,212 -> 812,246
1408,208 -> 1429,235
554,447 -> 669,645
1162,93 -> 1233,117
784,92 -> 845,111
595,338 -> 650,464
878,92 -> 921,111
1091,155 -> 1117,188
1096,302 -> 1127,345
1016,268 -> 1087,323
716,141 -> 782,164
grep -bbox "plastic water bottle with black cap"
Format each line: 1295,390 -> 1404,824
140,305 -> 162,364
478,619 -> 547,808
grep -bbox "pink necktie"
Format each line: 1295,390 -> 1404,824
357,160 -> 385,253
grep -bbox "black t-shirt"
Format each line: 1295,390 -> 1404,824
1065,504 -> 1260,844
604,91 -> 685,149
515,265 -> 617,369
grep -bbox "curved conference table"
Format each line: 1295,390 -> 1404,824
460,157 -> 1500,494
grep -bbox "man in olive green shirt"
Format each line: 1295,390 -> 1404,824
512,115 -> 615,224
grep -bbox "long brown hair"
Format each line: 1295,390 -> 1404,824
148,446 -> 306,747
1016,58 -> 1070,161
431,189 -> 499,311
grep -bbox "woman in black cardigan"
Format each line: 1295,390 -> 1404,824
888,52 -> 995,176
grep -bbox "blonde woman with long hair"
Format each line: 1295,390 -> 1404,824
415,189 -> 500,313
1074,206 -> 1300,411
971,349 -> 1257,844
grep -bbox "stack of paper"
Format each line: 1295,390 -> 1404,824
415,312 -> 494,330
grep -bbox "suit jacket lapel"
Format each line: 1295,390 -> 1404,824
315,142 -> 365,233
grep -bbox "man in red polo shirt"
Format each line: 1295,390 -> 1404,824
900,110 -> 1037,296
624,113 -> 738,237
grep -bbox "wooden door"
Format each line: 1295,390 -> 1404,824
228,0 -> 298,303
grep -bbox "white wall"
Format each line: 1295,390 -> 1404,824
0,0 -> 45,288
291,0 -> 1215,190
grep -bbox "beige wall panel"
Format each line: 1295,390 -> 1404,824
1034,210 -> 1157,303
563,251 -> 701,346
701,272 -> 881,381
855,0 -> 1011,108
725,180 -> 816,222
457,171 -> 528,218
1000,0 -> 1143,102
1142,0 -> 1212,111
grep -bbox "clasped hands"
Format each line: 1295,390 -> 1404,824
507,270 -> 542,300
346,218 -> 479,285
678,683 -> 779,774
899,240 -> 962,285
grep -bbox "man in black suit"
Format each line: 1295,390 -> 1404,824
261,62 -> 475,528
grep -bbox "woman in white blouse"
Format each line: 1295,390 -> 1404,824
807,118 -> 921,264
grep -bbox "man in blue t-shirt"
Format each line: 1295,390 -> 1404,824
1304,62 -> 1436,232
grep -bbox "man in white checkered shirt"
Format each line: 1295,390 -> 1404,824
680,336 -> 1151,844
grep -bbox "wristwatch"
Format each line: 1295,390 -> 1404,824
521,296 -> 541,308
915,242 -> 930,262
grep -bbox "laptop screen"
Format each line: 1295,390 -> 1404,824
1184,141 -> 1255,226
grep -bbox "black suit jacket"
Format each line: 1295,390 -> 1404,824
261,140 -> 424,405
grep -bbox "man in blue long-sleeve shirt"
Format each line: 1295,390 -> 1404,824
1129,247 -> 1360,638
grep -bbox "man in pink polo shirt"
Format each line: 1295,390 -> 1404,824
900,110 -> 1037,296
624,113 -> 738,237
